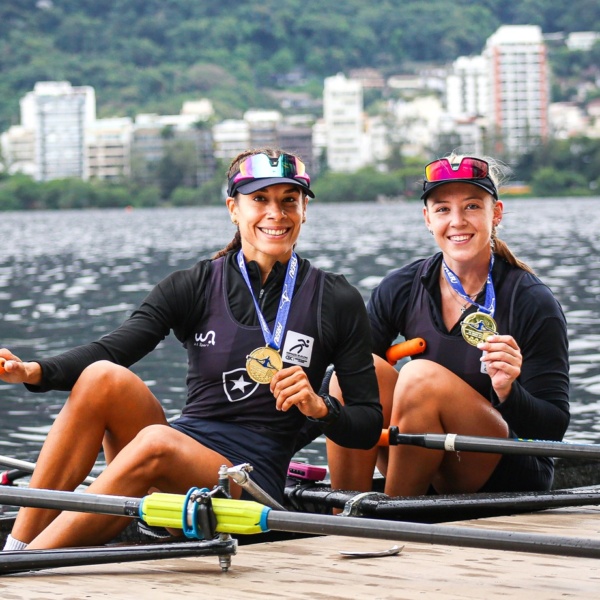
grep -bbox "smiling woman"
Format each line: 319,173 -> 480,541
326,152 -> 570,499
0,147 -> 382,551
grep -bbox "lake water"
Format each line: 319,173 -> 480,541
1,198 -> 600,473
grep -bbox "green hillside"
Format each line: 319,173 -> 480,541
1,1 -> 599,130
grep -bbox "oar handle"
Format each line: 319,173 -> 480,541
1,469 -> 28,486
386,338 -> 426,365
0,357 -> 5,374
379,427 -> 600,459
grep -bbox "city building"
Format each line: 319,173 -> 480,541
131,108 -> 216,187
244,109 -> 282,149
0,125 -> 36,177
86,117 -> 133,181
20,81 -> 96,181
483,25 -> 550,156
212,119 -> 250,163
446,56 -> 488,119
323,73 -> 365,172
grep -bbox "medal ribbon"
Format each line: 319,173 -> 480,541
237,250 -> 298,351
442,255 -> 496,317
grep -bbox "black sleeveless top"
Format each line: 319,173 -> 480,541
181,255 -> 330,438
403,256 -> 526,398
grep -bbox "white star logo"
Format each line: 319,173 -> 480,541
230,375 -> 253,392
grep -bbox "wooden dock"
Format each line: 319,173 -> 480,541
1,505 -> 599,599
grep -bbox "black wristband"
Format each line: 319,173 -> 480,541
308,394 -> 341,425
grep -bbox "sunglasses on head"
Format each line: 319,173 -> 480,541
228,153 -> 311,196
425,157 -> 489,182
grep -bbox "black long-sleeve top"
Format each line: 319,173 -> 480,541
25,251 -> 382,449
368,253 -> 570,441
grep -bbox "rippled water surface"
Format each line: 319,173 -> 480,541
1,198 -> 600,471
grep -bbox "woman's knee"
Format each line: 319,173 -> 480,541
392,360 -> 449,415
127,425 -> 180,468
71,362 -> 147,409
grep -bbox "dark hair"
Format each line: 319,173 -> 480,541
213,147 -> 304,259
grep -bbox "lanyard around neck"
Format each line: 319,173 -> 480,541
236,250 -> 298,350
442,255 -> 496,317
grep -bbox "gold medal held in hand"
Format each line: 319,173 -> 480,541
246,346 -> 283,384
461,312 -> 497,347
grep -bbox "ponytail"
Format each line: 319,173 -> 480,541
213,229 -> 242,259
492,228 -> 534,274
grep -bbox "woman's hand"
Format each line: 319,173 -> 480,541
270,365 -> 328,419
0,349 -> 42,385
477,334 -> 522,402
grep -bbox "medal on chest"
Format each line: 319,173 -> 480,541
246,346 -> 284,384
442,257 -> 498,347
461,311 -> 498,346
237,251 -> 298,384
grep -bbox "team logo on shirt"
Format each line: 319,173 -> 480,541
222,368 -> 259,402
282,331 -> 314,367
194,330 -> 216,347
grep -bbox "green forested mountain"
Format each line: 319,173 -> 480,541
1,1 -> 600,131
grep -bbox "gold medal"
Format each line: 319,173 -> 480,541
246,346 -> 283,384
461,312 -> 497,346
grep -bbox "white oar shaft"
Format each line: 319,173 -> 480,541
0,455 -> 96,486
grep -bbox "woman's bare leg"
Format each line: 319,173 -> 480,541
384,359 -> 508,497
26,425 -> 238,549
11,361 -> 168,543
326,355 -> 397,492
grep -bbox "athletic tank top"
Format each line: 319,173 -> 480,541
403,257 -> 526,398
182,256 -> 329,438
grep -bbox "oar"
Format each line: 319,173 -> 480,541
1,486 -> 599,560
1,469 -> 29,486
0,538 -> 237,576
0,455 -> 96,486
379,427 -> 600,459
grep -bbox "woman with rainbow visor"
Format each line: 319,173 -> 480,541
0,148 -> 381,551
327,152 -> 569,498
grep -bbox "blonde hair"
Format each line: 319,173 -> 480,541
443,152 -> 534,275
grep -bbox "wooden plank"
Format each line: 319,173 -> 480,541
1,506 -> 599,599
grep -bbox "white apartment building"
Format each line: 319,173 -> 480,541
86,117 -> 133,181
446,56 -> 488,119
323,73 -> 365,172
483,25 -> 549,156
20,81 -> 96,181
392,95 -> 445,157
212,119 -> 251,162
244,109 -> 282,150
0,125 -> 36,176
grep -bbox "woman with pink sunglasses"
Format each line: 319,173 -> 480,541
328,152 -> 569,497
0,148 -> 381,550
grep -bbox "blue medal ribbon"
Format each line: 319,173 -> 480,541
237,250 -> 298,350
442,255 -> 496,317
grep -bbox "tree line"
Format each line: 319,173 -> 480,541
1,137 -> 599,212
1,1 -> 600,132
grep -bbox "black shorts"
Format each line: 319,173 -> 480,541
479,453 -> 554,493
170,416 -> 294,503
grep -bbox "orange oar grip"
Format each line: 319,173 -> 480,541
386,338 -> 426,365
0,358 -> 6,375
378,429 -> 390,446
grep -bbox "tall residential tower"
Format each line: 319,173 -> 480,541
483,25 -> 549,155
